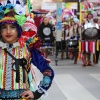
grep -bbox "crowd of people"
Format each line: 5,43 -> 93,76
37,12 -> 100,67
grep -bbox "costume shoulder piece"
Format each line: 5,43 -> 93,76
26,35 -> 42,50
20,15 -> 41,50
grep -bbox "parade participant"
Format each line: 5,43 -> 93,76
0,0 -> 54,99
82,14 -> 99,66
38,16 -> 55,58
61,23 -> 70,59
86,13 -> 93,23
82,13 -> 93,66
68,20 -> 80,64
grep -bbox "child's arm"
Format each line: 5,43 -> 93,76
31,48 -> 54,99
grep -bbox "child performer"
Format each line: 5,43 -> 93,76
0,0 -> 54,99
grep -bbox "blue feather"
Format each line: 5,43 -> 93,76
0,10 -> 4,20
5,4 -> 14,9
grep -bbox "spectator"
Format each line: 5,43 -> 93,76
38,17 -> 55,58
68,20 -> 79,64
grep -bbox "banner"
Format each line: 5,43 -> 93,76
41,2 -> 57,10
64,2 -> 78,9
88,0 -> 99,2
41,2 -> 77,11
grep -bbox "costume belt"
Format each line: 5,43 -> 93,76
0,89 -> 25,99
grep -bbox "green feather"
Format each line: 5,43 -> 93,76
14,15 -> 26,26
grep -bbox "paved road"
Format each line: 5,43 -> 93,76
34,55 -> 100,100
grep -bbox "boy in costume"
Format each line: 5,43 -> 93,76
0,0 -> 54,99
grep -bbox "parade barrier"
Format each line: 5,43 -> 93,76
55,39 -> 79,65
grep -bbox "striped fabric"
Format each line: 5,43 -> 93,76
0,43 -> 35,90
5,47 -> 12,90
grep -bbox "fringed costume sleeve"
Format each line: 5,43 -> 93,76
26,36 -> 54,99
31,48 -> 54,99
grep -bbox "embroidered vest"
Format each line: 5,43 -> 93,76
0,43 -> 35,90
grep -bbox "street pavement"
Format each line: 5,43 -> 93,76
34,54 -> 100,100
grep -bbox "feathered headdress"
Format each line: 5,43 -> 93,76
0,0 -> 27,26
0,0 -> 37,39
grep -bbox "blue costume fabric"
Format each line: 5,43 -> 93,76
31,48 -> 54,91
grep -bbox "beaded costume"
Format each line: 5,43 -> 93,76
0,0 -> 54,99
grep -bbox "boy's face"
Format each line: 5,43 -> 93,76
0,23 -> 18,44
88,14 -> 92,19
43,17 -> 49,25
71,21 -> 75,26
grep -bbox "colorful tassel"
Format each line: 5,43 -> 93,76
82,41 -> 85,52
89,41 -> 93,53
79,41 -> 81,52
93,42 -> 95,54
97,40 -> 99,51
85,41 -> 88,52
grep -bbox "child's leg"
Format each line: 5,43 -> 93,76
87,53 -> 92,66
95,50 -> 99,63
82,52 -> 87,66
66,51 -> 69,59
74,52 -> 78,64
43,48 -> 48,58
61,52 -> 64,59
69,48 -> 74,60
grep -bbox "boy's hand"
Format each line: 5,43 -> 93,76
20,90 -> 34,99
